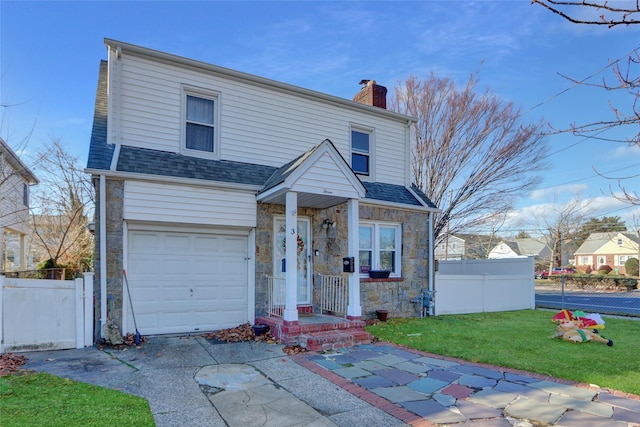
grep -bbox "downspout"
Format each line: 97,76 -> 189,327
428,211 -> 435,315
99,174 -> 107,338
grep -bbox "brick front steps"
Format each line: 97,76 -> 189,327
255,314 -> 373,351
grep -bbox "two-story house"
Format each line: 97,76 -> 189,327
85,39 -> 438,347
0,138 -> 38,272
574,232 -> 639,275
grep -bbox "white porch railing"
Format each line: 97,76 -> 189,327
266,276 -> 285,317
319,274 -> 348,316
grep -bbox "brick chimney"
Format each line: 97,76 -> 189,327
353,79 -> 387,109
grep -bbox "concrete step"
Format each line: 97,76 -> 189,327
298,328 -> 374,351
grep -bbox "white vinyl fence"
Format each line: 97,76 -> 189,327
0,273 -> 94,352
435,258 -> 535,315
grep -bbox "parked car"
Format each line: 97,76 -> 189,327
535,267 -> 576,279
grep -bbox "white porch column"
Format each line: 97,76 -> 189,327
283,191 -> 299,322
347,198 -> 362,318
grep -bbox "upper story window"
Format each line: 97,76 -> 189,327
183,88 -> 219,158
617,238 -> 623,246
359,222 -> 402,277
23,183 -> 28,207
351,128 -> 371,176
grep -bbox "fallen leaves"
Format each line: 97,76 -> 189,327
0,353 -> 26,377
203,322 -> 275,343
282,345 -> 308,355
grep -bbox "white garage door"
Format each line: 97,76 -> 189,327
127,229 -> 249,335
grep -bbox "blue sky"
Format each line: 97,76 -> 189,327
1,1 -> 639,233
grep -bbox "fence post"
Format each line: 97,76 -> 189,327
0,275 -> 4,353
75,277 -> 84,349
84,273 -> 94,347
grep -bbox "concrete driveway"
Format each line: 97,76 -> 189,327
20,336 -> 404,427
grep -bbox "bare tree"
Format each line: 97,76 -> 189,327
531,194 -> 593,272
391,73 -> 548,244
531,1 -> 640,27
533,1 -> 640,205
29,138 -> 94,273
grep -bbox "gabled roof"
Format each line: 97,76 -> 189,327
257,139 -> 366,209
0,137 -> 38,184
574,232 -> 639,254
84,50 -> 437,211
492,238 -> 547,257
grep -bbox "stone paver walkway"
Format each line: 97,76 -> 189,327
292,342 -> 640,426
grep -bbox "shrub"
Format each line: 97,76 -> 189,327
625,257 -> 639,277
584,265 -> 592,274
598,265 -> 612,275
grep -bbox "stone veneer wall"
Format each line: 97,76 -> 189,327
92,177 -> 124,341
255,202 -> 430,320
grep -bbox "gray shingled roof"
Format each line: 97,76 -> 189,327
364,182 -> 425,207
117,146 -> 276,186
86,60 -> 113,170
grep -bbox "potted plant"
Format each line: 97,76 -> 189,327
369,270 -> 391,279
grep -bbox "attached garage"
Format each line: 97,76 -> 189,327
125,227 -> 250,335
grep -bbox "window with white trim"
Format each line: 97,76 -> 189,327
183,89 -> 219,157
359,222 -> 402,276
579,256 -> 590,266
351,128 -> 371,175
616,255 -> 632,266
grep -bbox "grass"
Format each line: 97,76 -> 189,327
0,371 -> 154,426
367,309 -> 640,396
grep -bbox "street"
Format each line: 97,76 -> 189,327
536,289 -> 640,317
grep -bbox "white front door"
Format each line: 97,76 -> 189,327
274,217 -> 311,304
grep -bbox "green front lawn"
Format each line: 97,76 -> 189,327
0,371 -> 154,426
367,309 -> 640,395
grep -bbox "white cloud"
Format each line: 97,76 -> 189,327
609,144 -> 640,159
529,184 -> 588,201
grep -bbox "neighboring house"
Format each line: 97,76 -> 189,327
488,238 -> 552,266
85,39 -> 438,345
0,138 -> 38,272
435,235 -> 465,260
435,233 -> 497,260
574,232 -> 639,275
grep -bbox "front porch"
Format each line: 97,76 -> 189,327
255,312 -> 373,351
258,274 -> 373,350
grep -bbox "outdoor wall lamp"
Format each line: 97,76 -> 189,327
322,219 -> 335,229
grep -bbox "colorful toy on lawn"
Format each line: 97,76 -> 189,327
555,321 -> 613,346
551,309 -> 605,329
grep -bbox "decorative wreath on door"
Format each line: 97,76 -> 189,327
282,234 -> 305,253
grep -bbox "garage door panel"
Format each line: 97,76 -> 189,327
127,228 -> 249,335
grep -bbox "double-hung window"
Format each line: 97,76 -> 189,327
183,89 -> 219,157
351,128 -> 371,176
359,222 -> 402,276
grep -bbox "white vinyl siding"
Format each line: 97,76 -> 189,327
123,181 -> 257,227
291,152 -> 363,199
114,53 -> 408,186
0,166 -> 31,235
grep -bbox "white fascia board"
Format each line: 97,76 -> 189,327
360,198 -> 438,213
407,186 -> 441,213
104,38 -> 417,125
